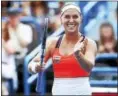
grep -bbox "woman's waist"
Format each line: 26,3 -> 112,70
53,77 -> 90,85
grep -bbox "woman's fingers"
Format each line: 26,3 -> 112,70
35,62 -> 45,72
34,58 -> 40,62
35,63 -> 41,72
74,38 -> 88,54
83,38 -> 88,46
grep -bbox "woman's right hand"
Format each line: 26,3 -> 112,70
28,57 -> 45,74
35,61 -> 45,73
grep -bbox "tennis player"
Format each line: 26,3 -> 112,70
28,4 -> 97,95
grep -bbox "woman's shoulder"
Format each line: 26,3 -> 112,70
85,37 -> 97,52
86,37 -> 97,46
46,36 -> 60,48
47,36 -> 60,43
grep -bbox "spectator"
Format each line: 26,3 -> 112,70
2,7 -> 33,92
49,1 -> 65,32
98,22 -> 118,53
93,22 -> 117,80
30,1 -> 50,42
94,22 -> 118,69
1,1 -> 12,8
30,1 -> 49,18
5,7 -> 33,59
21,1 -> 31,16
2,20 -> 17,95
1,1 -> 12,16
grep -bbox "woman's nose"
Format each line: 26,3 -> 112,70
69,17 -> 74,22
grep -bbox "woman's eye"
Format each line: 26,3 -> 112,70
73,15 -> 78,19
65,15 -> 70,19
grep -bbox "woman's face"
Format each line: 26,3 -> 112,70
61,9 -> 81,34
9,15 -> 20,27
101,26 -> 113,39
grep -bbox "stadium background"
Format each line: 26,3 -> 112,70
1,1 -> 117,96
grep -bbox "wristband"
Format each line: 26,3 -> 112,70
31,62 -> 37,73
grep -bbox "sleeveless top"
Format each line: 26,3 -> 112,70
52,35 -> 90,78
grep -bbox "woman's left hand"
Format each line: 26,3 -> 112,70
74,38 -> 88,56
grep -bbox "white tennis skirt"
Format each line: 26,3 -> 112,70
52,77 -> 92,95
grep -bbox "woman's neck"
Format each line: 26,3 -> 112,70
64,32 -> 81,43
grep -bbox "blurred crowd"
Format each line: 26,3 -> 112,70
1,1 -> 117,95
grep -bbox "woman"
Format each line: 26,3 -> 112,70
28,4 -> 97,95
30,1 -> 49,17
97,22 -> 118,68
2,21 -> 18,95
98,22 -> 118,53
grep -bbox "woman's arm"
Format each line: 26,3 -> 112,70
74,38 -> 97,72
28,37 -> 57,73
2,39 -> 16,54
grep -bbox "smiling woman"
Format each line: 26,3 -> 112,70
60,4 -> 82,34
28,4 -> 97,95
61,9 -> 82,33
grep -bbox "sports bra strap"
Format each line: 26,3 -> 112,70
55,34 -> 85,48
80,35 -> 85,42
55,35 -> 63,48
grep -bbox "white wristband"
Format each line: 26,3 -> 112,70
31,62 -> 37,73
